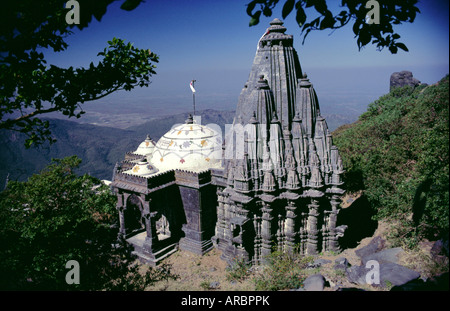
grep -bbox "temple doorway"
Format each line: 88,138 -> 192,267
124,194 -> 144,235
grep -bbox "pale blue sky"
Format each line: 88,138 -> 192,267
46,0 -> 449,119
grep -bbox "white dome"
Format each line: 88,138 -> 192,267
151,116 -> 222,172
125,158 -> 159,176
134,135 -> 156,156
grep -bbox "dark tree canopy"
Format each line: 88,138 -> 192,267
0,0 -> 156,147
0,156 -> 177,290
246,0 -> 419,53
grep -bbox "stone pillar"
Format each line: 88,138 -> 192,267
327,194 -> 341,252
276,214 -> 284,252
120,192 -> 132,237
177,172 -> 216,255
217,200 -> 225,237
284,201 -> 297,253
142,210 -> 158,255
116,193 -> 126,237
261,204 -> 273,260
214,190 -> 227,249
299,211 -> 308,255
253,215 -> 262,265
306,199 -> 319,255
321,211 -> 330,252
223,198 -> 233,243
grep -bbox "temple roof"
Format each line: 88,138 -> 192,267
260,18 -> 293,43
268,18 -> 287,32
150,115 -> 223,172
234,18 -> 301,130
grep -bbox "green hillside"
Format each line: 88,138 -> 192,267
333,75 -> 449,247
0,119 -> 139,183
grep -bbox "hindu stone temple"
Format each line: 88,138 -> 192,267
110,18 -> 347,266
110,115 -> 223,265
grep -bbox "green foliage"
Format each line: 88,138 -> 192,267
253,250 -> 313,291
226,257 -> 252,282
333,76 -> 449,247
121,0 -> 143,11
246,0 -> 419,53
0,156 -> 176,290
0,0 -> 157,148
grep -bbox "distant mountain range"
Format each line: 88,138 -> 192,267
0,109 -> 355,187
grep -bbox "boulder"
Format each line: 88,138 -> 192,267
355,236 -> 386,260
335,257 -> 349,266
361,247 -> 405,265
346,265 -> 367,285
379,263 -> 420,287
303,274 -> 326,291
334,257 -> 350,271
346,262 -> 420,287
390,71 -> 421,91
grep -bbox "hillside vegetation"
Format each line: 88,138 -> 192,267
333,75 -> 449,248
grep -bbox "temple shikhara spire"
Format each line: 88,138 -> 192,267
214,18 -> 346,264
110,18 -> 347,266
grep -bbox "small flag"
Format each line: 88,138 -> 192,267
190,80 -> 196,93
257,29 -> 270,50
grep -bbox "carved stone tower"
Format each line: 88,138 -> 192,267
211,18 -> 347,265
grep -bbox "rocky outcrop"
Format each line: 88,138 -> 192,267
346,261 -> 420,287
354,235 -> 386,258
292,236 -> 426,291
390,71 -> 422,91
288,233 -> 449,291
346,236 -> 420,287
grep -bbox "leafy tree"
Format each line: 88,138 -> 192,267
333,76 -> 449,248
0,0 -> 157,148
0,156 -> 176,290
246,0 -> 419,53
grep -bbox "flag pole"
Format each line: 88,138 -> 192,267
190,79 -> 196,115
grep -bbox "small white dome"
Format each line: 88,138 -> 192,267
125,158 -> 159,176
151,116 -> 222,172
135,135 -> 156,156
